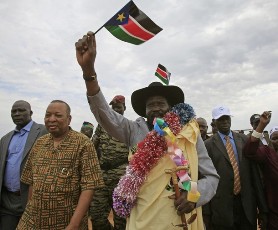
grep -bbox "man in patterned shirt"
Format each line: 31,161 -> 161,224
17,100 -> 104,230
90,95 -> 129,230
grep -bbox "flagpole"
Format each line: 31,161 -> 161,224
94,26 -> 104,35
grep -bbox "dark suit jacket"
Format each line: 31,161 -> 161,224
0,121 -> 47,211
204,131 -> 266,227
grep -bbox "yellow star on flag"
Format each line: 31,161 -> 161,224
116,12 -> 126,22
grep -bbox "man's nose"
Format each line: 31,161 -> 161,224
48,115 -> 57,121
14,110 -> 20,115
222,120 -> 229,125
152,104 -> 161,111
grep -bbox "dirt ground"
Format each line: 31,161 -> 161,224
88,212 -> 260,230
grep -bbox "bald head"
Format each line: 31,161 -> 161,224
13,100 -> 31,110
197,117 -> 207,126
11,100 -> 33,130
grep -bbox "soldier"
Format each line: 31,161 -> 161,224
90,95 -> 129,230
80,121 -> 94,139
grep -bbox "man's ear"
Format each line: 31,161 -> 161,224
68,115 -> 72,125
124,105 -> 126,111
30,110 -> 33,116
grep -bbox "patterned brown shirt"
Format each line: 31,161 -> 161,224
17,129 -> 104,230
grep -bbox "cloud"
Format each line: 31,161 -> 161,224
0,0 -> 278,137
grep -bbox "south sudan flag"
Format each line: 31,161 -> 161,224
104,1 -> 163,45
155,64 -> 171,85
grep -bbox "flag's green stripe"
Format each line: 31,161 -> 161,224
155,72 -> 167,80
155,71 -> 167,79
155,73 -> 168,85
106,25 -> 144,45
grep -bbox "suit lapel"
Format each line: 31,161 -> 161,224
0,132 -> 14,187
22,122 -> 40,160
213,133 -> 231,162
2,132 -> 13,161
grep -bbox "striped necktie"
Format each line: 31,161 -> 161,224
225,136 -> 241,195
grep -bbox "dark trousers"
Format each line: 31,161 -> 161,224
0,188 -> 24,230
90,170 -> 126,230
0,214 -> 21,230
212,195 -> 256,230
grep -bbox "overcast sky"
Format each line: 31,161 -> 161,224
0,0 -> 278,137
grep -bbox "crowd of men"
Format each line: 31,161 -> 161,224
0,31 -> 277,230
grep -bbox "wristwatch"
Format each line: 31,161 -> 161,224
83,74 -> 97,81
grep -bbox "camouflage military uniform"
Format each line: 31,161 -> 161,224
90,125 -> 129,230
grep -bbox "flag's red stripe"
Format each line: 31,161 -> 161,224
122,17 -> 154,41
156,68 -> 167,79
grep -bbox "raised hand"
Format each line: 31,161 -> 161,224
75,31 -> 96,77
260,111 -> 271,126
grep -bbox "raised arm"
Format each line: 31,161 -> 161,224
243,111 -> 271,162
75,31 -> 99,96
75,31 -> 141,146
250,111 -> 271,143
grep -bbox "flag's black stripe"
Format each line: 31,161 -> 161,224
129,2 -> 163,34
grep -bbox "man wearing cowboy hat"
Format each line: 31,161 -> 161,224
75,32 -> 219,230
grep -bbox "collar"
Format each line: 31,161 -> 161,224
14,120 -> 34,133
218,130 -> 233,140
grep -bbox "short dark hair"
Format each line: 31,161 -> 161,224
13,100 -> 31,111
50,100 -> 71,115
250,114 -> 260,124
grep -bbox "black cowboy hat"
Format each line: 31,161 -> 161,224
131,82 -> 184,117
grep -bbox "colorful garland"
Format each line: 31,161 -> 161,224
112,103 -> 196,218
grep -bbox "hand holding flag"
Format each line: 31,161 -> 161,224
75,31 -> 97,78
